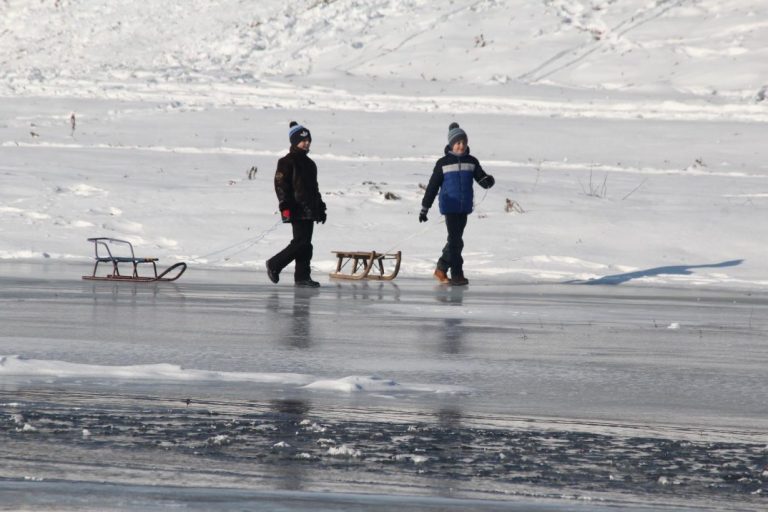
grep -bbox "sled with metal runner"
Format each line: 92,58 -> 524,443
329,250 -> 401,281
82,237 -> 187,282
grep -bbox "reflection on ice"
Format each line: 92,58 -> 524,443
3,388 -> 766,509
333,281 -> 401,302
440,318 -> 465,354
434,285 -> 465,305
266,288 -> 317,349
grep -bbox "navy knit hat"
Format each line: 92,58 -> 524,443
447,122 -> 467,146
289,121 -> 312,146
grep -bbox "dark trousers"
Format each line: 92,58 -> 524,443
268,220 -> 314,281
437,213 -> 468,277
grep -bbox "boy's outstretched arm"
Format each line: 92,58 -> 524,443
473,164 -> 495,189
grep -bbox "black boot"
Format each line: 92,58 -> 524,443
450,272 -> 469,286
295,278 -> 320,288
266,261 -> 279,284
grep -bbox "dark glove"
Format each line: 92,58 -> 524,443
280,209 -> 291,223
316,210 -> 327,224
479,175 -> 495,189
418,207 -> 428,223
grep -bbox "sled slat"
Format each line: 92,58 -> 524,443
330,250 -> 401,281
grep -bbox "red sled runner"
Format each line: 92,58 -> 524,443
82,237 -> 187,282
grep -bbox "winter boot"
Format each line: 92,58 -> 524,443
266,261 -> 280,284
450,272 -> 469,286
295,278 -> 320,288
434,268 -> 450,284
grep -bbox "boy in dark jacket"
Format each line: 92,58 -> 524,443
266,122 -> 327,288
419,122 -> 494,286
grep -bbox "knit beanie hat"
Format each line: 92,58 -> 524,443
447,122 -> 467,146
289,121 -> 312,146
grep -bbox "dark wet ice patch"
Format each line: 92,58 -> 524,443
2,392 -> 767,507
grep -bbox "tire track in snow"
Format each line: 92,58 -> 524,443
340,0 -> 489,74
520,0 -> 689,84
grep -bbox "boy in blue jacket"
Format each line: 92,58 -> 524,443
419,123 -> 495,286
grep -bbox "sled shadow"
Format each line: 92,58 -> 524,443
566,259 -> 744,286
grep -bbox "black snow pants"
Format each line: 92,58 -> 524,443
436,213 -> 468,277
268,220 -> 314,281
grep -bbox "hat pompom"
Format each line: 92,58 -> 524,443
289,121 -> 298,128
449,122 -> 460,130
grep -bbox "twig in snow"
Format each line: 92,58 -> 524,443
622,178 -> 648,200
580,169 -> 608,198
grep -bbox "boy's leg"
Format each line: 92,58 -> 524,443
267,220 -> 313,278
436,247 -> 450,273
444,214 -> 467,278
436,224 -> 451,282
437,216 -> 452,272
291,220 -> 314,281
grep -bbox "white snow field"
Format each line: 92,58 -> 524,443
1,1 -> 768,510
1,0 -> 767,287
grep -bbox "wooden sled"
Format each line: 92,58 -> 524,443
330,250 -> 401,281
82,237 -> 187,282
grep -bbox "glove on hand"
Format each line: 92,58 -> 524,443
479,175 -> 495,189
281,209 -> 291,223
316,211 -> 327,224
418,208 -> 428,223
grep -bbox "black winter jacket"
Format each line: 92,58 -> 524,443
274,146 -> 326,221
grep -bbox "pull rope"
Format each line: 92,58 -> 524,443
380,187 -> 490,255
476,187 -> 490,208
196,187 -> 491,263
380,217 -> 444,256
195,219 -> 282,263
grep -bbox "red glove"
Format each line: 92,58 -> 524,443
281,209 -> 291,223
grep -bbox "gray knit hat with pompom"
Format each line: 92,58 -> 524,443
447,122 -> 467,146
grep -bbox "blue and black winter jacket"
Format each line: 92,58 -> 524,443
421,146 -> 492,215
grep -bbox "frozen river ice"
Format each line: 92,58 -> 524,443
1,261 -> 766,510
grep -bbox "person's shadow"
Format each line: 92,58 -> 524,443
566,259 -> 744,285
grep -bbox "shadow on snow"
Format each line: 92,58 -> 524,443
565,259 -> 744,286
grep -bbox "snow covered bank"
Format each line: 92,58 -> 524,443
1,1 -> 767,289
2,97 -> 766,289
0,355 -> 468,396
